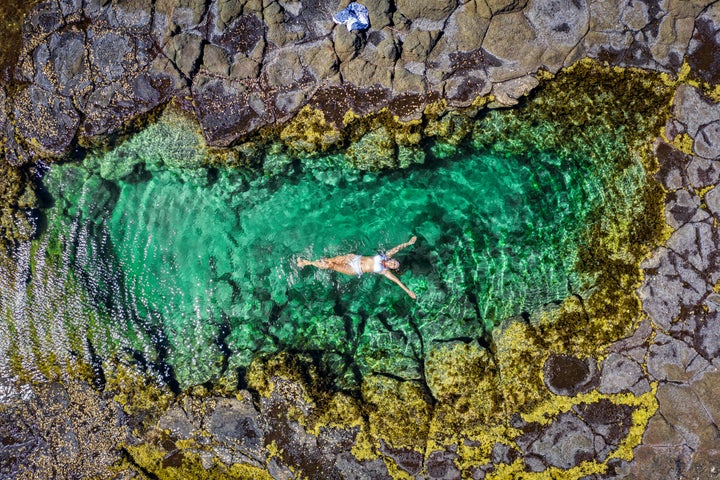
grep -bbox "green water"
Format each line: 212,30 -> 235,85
1,108 -> 647,390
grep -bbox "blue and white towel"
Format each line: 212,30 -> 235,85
333,2 -> 370,31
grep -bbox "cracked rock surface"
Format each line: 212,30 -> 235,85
2,0 -> 720,479
3,0 -> 718,156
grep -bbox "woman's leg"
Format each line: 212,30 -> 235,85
298,254 -> 358,276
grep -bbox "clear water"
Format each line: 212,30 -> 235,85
0,109 -> 647,390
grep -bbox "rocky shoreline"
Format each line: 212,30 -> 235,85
2,0 -> 720,478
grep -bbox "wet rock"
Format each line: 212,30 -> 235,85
13,85 -> 79,157
0,380 -> 129,478
191,74 -> 272,145
90,30 -> 133,82
260,377 -> 348,479
573,399 -> 634,457
208,394 -> 266,462
598,353 -> 650,395
543,354 -> 598,396
157,405 -> 195,439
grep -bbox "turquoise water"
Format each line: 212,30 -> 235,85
0,110 -> 647,390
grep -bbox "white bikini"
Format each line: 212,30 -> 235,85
350,254 -> 387,277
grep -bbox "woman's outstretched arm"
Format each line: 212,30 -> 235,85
381,270 -> 416,299
385,236 -> 417,258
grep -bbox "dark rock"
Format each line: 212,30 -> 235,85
426,449 -> 461,479
48,30 -> 91,96
208,12 -> 265,57
543,354 -> 598,396
573,399 -> 634,454
90,30 -> 133,82
490,442 -> 519,465
0,408 -> 39,478
261,378 -> 345,479
13,85 -> 80,157
334,452 -> 392,479
191,74 -> 273,146
165,33 -> 204,78
23,1 -> 63,38
157,406 -> 195,439
317,426 -> 359,455
654,141 -> 690,190
379,439 -> 424,476
686,5 -> 720,85
0,380 -> 129,478
208,396 -> 265,460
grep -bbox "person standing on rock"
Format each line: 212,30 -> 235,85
297,236 -> 418,299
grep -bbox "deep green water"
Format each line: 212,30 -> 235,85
0,109 -> 647,390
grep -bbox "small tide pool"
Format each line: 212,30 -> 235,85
0,96 -> 654,391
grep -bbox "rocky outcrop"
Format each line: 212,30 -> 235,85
2,1 -> 720,479
629,82 -> 720,479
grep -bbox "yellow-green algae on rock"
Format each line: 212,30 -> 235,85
239,60 -> 674,476
120,61 -> 681,478
3,59 -> 678,478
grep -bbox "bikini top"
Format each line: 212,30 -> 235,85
373,253 -> 389,273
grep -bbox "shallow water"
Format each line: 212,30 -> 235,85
0,108 -> 647,390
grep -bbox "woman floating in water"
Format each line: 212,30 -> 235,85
297,236 -> 417,299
